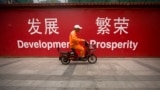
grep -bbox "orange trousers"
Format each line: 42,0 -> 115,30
72,44 -> 85,57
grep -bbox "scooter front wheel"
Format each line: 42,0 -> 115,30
88,54 -> 97,64
61,57 -> 70,65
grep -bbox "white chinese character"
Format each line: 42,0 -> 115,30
96,17 -> 111,35
28,18 -> 42,35
45,18 -> 59,35
114,17 -> 129,35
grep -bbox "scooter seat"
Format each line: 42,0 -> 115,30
60,51 -> 68,54
71,48 -> 76,52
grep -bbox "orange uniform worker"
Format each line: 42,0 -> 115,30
69,25 -> 85,58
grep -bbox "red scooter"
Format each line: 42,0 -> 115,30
58,41 -> 97,65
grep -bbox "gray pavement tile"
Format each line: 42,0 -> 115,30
58,88 -> 72,90
86,88 -> 99,90
135,76 -> 160,81
80,81 -> 96,88
32,81 -> 68,88
0,80 -> 12,86
139,60 -> 160,69
68,81 -> 96,88
17,87 -> 45,90
68,81 -> 82,88
129,81 -> 146,88
143,81 -> 160,88
54,81 -> 69,88
30,80 -> 45,87
27,75 -> 49,80
0,60 -> 20,67
0,75 -> 48,80
129,70 -> 160,76
72,88 -> 86,90
0,86 -> 20,90
47,75 -> 70,81
113,76 -> 137,81
94,76 -> 115,81
17,87 -> 34,90
7,80 -> 34,87
0,75 -> 23,80
129,81 -> 160,88
96,81 -> 134,88
30,87 -> 46,90
98,89 -> 160,90
45,87 -> 58,90
71,76 -> 93,81
63,64 -> 77,76
134,60 -> 160,73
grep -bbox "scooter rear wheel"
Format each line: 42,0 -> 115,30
88,54 -> 97,64
61,57 -> 70,65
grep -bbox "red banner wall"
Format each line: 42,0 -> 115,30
0,8 -> 160,57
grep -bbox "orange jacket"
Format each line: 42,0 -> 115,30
69,30 -> 84,48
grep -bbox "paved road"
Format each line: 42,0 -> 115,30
0,58 -> 160,90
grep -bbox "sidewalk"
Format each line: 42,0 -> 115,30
0,58 -> 160,90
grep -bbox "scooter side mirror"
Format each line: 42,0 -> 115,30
84,41 -> 89,47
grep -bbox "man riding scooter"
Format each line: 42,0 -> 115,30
69,25 -> 86,60
58,24 -> 97,64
